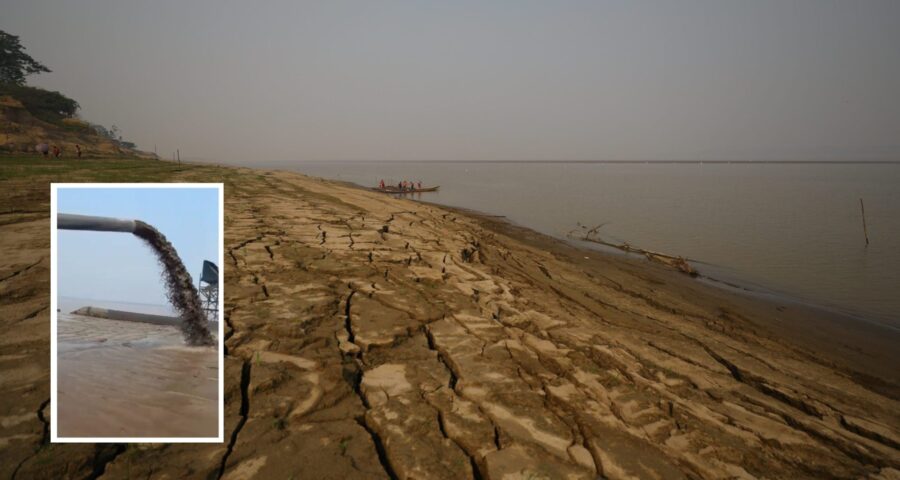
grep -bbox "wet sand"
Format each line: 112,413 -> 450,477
57,313 -> 217,438
1,159 -> 898,479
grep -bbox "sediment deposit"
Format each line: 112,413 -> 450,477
1,162 -> 898,479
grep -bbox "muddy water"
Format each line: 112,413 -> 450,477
133,220 -> 213,346
56,312 -> 218,438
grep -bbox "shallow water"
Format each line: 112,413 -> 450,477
278,161 -> 900,328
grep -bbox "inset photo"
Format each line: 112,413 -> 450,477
50,183 -> 223,442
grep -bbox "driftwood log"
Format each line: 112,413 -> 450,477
568,223 -> 698,277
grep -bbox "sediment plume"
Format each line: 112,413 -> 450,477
132,220 -> 214,346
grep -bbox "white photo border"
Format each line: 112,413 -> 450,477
50,182 -> 225,443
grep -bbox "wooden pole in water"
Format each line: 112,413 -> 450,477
859,198 -> 869,246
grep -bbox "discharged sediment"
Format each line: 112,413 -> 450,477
55,312 -> 218,438
133,220 -> 213,346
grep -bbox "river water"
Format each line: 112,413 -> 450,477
56,296 -> 218,438
276,161 -> 900,329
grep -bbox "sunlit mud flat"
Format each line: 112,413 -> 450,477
56,312 -> 217,438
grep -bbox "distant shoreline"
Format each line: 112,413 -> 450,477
247,158 -> 900,165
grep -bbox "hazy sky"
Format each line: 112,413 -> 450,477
57,187 -> 220,308
4,1 -> 900,162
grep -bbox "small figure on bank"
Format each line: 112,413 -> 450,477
52,145 -> 61,158
75,144 -> 82,158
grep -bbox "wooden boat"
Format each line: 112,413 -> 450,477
373,186 -> 440,194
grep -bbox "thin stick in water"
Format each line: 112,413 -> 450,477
859,198 -> 869,246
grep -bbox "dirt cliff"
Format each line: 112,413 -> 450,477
1,95 -> 144,158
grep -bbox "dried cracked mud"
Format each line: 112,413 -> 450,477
1,163 -> 899,479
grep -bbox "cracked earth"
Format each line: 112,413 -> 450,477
1,163 -> 899,479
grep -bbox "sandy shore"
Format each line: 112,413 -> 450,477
1,160 -> 898,479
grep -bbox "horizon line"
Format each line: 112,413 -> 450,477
240,159 -> 900,165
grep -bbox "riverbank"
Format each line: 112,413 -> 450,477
1,157 -> 898,479
282,159 -> 900,328
291,176 -> 900,392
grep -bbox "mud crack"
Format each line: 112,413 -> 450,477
86,444 -> 126,480
355,416 -> 399,480
345,289 -> 357,344
37,398 -> 50,445
703,345 -> 823,418
217,360 -> 252,479
0,258 -> 43,284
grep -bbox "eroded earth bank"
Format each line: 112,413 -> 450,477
1,161 -> 899,479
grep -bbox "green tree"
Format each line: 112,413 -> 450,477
0,84 -> 79,121
0,30 -> 50,86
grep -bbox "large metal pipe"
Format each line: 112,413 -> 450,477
71,306 -> 220,333
58,213 -> 136,233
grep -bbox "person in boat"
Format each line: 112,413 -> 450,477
417,181 -> 422,190
397,181 -> 403,191
379,179 -> 385,189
